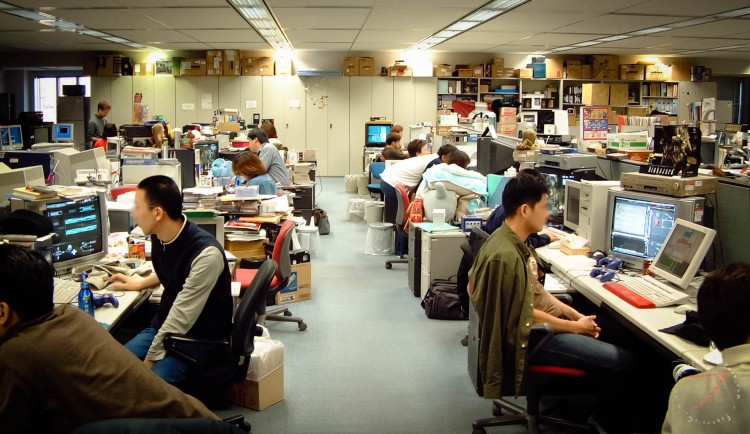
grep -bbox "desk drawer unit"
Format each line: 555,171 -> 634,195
419,230 -> 467,300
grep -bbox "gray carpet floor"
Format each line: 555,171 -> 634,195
215,177 -> 546,434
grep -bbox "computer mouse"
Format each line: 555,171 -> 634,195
674,304 -> 697,314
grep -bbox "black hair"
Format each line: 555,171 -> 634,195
406,139 -> 426,157
386,132 -> 401,146
698,263 -> 750,350
447,150 -> 470,169
437,144 -> 457,158
0,244 -> 54,322
247,128 -> 269,144
502,168 -> 550,216
137,175 -> 183,220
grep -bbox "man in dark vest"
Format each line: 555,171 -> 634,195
110,175 -> 232,385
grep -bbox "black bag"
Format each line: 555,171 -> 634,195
0,210 -> 54,237
313,208 -> 330,235
421,276 -> 467,320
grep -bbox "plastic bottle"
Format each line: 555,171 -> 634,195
78,272 -> 95,317
504,166 -> 517,177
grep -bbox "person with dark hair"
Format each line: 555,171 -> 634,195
109,175 -> 233,385
232,151 -> 277,195
87,99 -> 111,148
469,169 -> 634,429
446,149 -> 470,169
247,128 -> 291,185
260,121 -> 278,139
390,124 -> 403,137
664,263 -> 750,433
406,139 -> 429,158
425,143 -> 457,170
379,153 -> 437,224
0,244 -> 216,433
380,132 -> 407,161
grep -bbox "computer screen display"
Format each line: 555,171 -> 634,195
1,125 -> 23,149
651,219 -> 716,288
611,196 -> 676,259
564,182 -> 580,229
54,124 -> 74,142
44,195 -> 105,266
365,124 -> 391,147
34,126 -> 51,144
195,141 -> 219,173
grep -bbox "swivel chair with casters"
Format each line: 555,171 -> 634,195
234,220 -> 307,331
163,260 -> 277,412
367,161 -> 386,200
385,183 -> 410,269
468,294 -> 596,434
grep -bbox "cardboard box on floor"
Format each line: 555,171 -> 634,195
231,366 -> 284,411
276,261 -> 311,305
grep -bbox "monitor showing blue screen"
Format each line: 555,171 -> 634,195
54,124 -> 74,142
365,123 -> 392,147
1,125 -> 23,149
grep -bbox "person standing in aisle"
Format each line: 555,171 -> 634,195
247,128 -> 292,186
87,100 -> 111,149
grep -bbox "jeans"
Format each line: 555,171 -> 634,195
125,327 -> 188,385
380,180 -> 398,225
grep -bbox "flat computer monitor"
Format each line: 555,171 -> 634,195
190,216 -> 225,242
41,191 -> 108,272
1,125 -> 24,150
650,218 -> 716,289
0,150 -> 52,180
51,147 -> 109,186
605,188 -> 707,270
53,123 -> 74,143
365,123 -> 392,147
476,136 -> 516,176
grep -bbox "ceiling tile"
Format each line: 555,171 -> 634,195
436,43 -> 507,52
669,38 -> 750,50
659,20 -> 750,38
513,33 -> 608,47
294,42 -> 353,50
349,42 -> 409,51
285,29 -> 359,43
615,0 -> 750,16
2,30 -> 103,44
52,8 -> 167,29
274,7 -> 370,29
554,14 -> 683,34
355,29 -> 432,44
105,29 -> 196,43
146,42 -> 213,50
515,0 -> 645,13
17,0 -> 121,7
138,8 -> 249,29
267,0 -> 377,6
446,31 -> 534,46
205,42 -> 271,50
185,29 -> 263,43
374,0 -> 486,7
362,8 -> 471,31
113,0 -> 228,6
475,11 -> 596,33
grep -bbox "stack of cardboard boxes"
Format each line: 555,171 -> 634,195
582,83 -> 630,106
498,107 -> 517,137
343,57 -> 377,76
171,51 -> 287,77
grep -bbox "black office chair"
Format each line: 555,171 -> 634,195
71,416 -> 250,433
458,228 -> 490,347
164,260 -> 278,410
385,183 -> 410,269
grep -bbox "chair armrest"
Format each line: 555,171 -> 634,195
239,258 -> 264,269
164,333 -> 230,365
553,293 -> 573,306
528,323 -> 554,361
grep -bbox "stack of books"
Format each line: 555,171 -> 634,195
120,146 -> 161,166
182,187 -> 222,210
292,163 -> 314,185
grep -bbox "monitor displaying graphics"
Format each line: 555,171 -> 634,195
53,123 -> 74,142
42,192 -> 108,272
651,219 -> 716,289
1,125 -> 23,149
365,123 -> 392,147
195,140 -> 219,173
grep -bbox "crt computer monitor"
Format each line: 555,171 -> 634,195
194,140 -> 219,173
53,123 -> 75,142
605,188 -> 707,270
563,180 -> 581,231
0,150 -> 52,180
476,136 -> 516,176
51,147 -> 109,185
365,123 -> 392,147
34,124 -> 52,144
1,125 -> 24,149
41,191 -> 109,273
650,218 -> 716,289
537,166 -> 598,225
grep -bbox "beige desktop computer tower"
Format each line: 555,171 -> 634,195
565,180 -> 620,252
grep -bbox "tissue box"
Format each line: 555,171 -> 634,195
561,241 -> 590,256
235,185 -> 259,198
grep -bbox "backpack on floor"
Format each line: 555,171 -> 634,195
313,208 -> 330,235
421,276 -> 467,320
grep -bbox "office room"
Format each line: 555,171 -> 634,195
1,0 -> 750,432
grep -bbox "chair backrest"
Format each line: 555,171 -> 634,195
369,161 -> 385,182
232,260 -> 277,381
394,183 -> 410,226
271,219 -> 296,282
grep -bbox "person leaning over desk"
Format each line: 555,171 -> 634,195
469,169 -> 635,433
247,128 -> 292,186
87,99 -> 111,149
232,150 -> 278,195
0,244 -> 217,434
379,152 -> 437,224
109,175 -> 233,386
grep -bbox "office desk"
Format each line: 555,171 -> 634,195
93,289 -> 151,334
536,246 -> 711,371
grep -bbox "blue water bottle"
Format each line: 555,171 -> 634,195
78,272 -> 95,317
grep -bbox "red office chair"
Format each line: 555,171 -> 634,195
234,220 -> 307,331
385,183 -> 410,269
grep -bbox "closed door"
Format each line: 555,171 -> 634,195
327,76 -> 350,176
349,76 -> 372,174
283,76 -> 306,149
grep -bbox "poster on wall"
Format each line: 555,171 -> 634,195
155,60 -> 172,76
581,106 -> 610,141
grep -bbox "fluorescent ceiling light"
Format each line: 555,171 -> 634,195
484,0 -> 527,9
424,37 -> 447,44
7,9 -> 54,21
102,36 -> 130,44
45,20 -> 85,31
464,9 -> 503,22
715,7 -> 750,18
249,19 -> 275,29
81,30 -> 109,37
552,46 -> 576,52
230,0 -> 263,6
707,44 -> 747,51
435,30 -> 460,38
629,26 -> 673,36
0,2 -> 15,9
670,17 -> 717,28
596,35 -> 631,42
447,21 -> 480,31
573,41 -> 602,47
239,6 -> 270,20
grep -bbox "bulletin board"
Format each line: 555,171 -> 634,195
581,106 -> 610,141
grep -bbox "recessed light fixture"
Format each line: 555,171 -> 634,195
596,35 -> 631,42
228,0 -> 293,52
715,6 -> 750,18
572,41 -> 602,47
629,26 -> 673,36
669,17 -> 717,28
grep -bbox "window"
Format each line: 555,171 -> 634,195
34,76 -> 92,124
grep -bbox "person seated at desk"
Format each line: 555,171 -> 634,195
469,169 -> 635,432
109,175 -> 233,386
0,244 -> 216,434
261,121 -> 286,152
232,151 -> 278,195
390,124 -> 403,138
247,128 -> 292,186
663,263 -> 750,433
380,132 -> 407,161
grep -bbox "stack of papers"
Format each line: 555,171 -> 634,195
183,187 -> 222,210
301,149 -> 317,162
292,163 -> 314,185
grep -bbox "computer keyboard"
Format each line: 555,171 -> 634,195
53,277 -> 79,304
603,275 -> 689,309
544,226 -> 570,240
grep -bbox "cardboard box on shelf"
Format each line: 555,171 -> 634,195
671,62 -> 691,81
479,84 -> 489,93
359,57 -> 376,76
491,57 -> 504,67
515,68 -> 533,78
582,65 -> 592,79
609,83 -> 629,106
457,69 -> 472,77
257,57 -> 274,76
275,57 -> 292,76
343,57 -> 359,76
134,62 -> 154,76
96,55 -> 122,76
276,261 -> 312,305
591,55 -> 619,80
499,115 -> 517,125
206,50 -> 223,76
499,125 -> 518,137
181,58 -> 207,76
582,83 -> 610,106
388,65 -> 412,77
499,107 -> 517,117
566,60 -> 582,79
434,64 -> 452,77
620,64 -> 645,81
645,64 -> 670,81
627,106 -> 650,117
225,238 -> 268,261
223,50 -> 241,76
545,58 -> 563,79
471,64 -> 484,77
568,111 -> 577,127
231,366 -> 284,411
240,55 -> 257,76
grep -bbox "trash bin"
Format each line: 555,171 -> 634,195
364,201 -> 385,224
357,173 -> 370,195
365,222 -> 393,255
344,174 -> 359,193
297,225 -> 319,254
346,198 -> 366,222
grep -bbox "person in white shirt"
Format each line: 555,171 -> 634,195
379,153 -> 436,224
663,263 -> 750,433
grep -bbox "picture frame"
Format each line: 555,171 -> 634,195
155,60 -> 173,76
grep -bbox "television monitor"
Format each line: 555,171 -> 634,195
537,166 -> 599,225
51,147 -> 109,186
0,150 -> 52,180
53,123 -> 75,142
1,125 -> 23,149
194,140 -> 219,173
605,188 -> 707,270
365,123 -> 392,147
41,191 -> 108,273
33,124 -> 52,144
650,218 -> 716,289
476,136 -> 516,176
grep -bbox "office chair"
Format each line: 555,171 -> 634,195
459,228 -> 490,347
163,260 -> 277,410
468,295 -> 596,434
71,416 -> 250,434
234,220 -> 307,331
385,183 -> 410,269
367,161 -> 386,200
